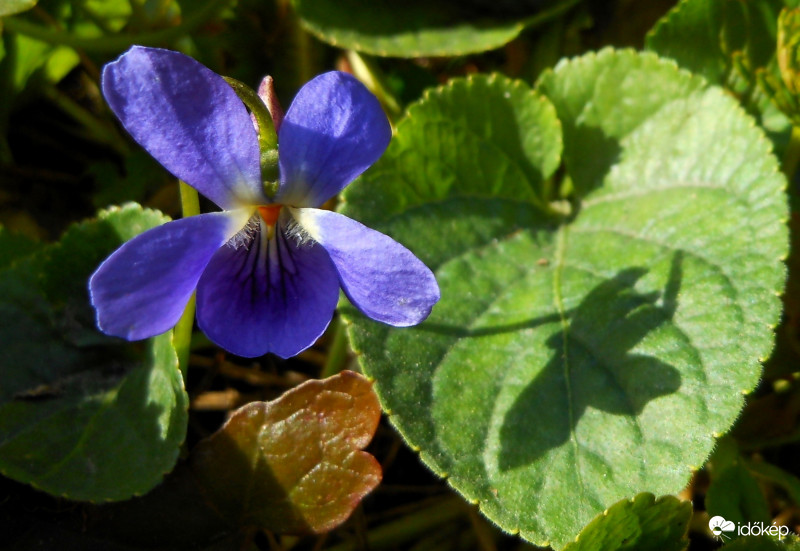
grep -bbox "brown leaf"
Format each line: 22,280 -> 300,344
190,370 -> 382,534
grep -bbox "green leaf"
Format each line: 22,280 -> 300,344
645,0 -> 792,154
562,493 -> 691,551
747,458 -> 800,507
292,0 -> 538,57
0,0 -> 38,16
0,226 -> 41,270
706,464 -> 772,527
191,370 -> 382,534
0,203 -> 188,501
341,49 -> 788,548
645,0 -> 782,85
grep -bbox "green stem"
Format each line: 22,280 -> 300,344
2,0 -> 231,53
0,31 -> 17,165
324,497 -> 466,551
294,17 -> 313,87
346,51 -> 402,124
321,317 -> 349,378
783,124 -> 800,181
173,181 -> 201,376
281,0 -> 316,88
40,83 -> 130,156
521,0 -> 582,30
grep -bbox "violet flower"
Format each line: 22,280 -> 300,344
89,46 -> 439,358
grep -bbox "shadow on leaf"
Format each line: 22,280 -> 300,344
499,254 -> 684,470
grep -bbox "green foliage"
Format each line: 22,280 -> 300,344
0,0 -> 37,16
645,0 -> 792,151
562,493 -> 691,551
0,226 -> 41,269
707,464 -> 772,527
191,371 -> 382,534
291,0 -> 573,57
646,0 -> 783,84
0,204 -> 188,501
342,49 -> 788,547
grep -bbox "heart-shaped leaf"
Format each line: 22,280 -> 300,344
191,370 -> 382,534
562,493 -> 691,551
0,203 -> 188,501
341,49 -> 787,547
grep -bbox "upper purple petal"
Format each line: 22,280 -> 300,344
90,211 -> 245,341
102,46 -> 266,209
195,212 -> 340,358
275,72 -> 391,207
291,208 -> 440,326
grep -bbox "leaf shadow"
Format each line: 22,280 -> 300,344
564,124 -> 622,199
498,253 -> 684,470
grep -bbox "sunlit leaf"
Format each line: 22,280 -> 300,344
191,370 -> 382,534
342,49 -> 787,547
562,493 -> 691,551
0,203 -> 188,501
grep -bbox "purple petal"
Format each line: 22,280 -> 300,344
290,208 -> 440,326
102,46 -> 266,209
275,72 -> 391,207
90,211 -> 246,341
195,212 -> 340,358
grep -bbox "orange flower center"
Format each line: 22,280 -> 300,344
257,205 -> 282,226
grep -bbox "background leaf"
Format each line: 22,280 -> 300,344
191,370 -> 382,534
0,226 -> 41,270
562,493 -> 691,551
645,0 -> 782,84
0,0 -> 38,17
291,0 -> 567,57
645,0 -> 791,152
0,203 -> 188,501
341,49 -> 787,547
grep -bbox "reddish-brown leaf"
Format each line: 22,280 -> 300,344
190,370 -> 382,534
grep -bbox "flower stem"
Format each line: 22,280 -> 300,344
321,316 -> 349,378
346,51 -> 403,125
783,124 -> 800,182
521,0 -> 582,29
173,181 -> 201,376
40,83 -> 130,156
323,497 -> 467,551
0,32 -> 16,165
2,0 -> 230,53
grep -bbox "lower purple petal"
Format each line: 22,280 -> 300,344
90,211 -> 244,341
195,213 -> 340,358
290,208 -> 440,326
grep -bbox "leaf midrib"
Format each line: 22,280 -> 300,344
552,221 -> 587,501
